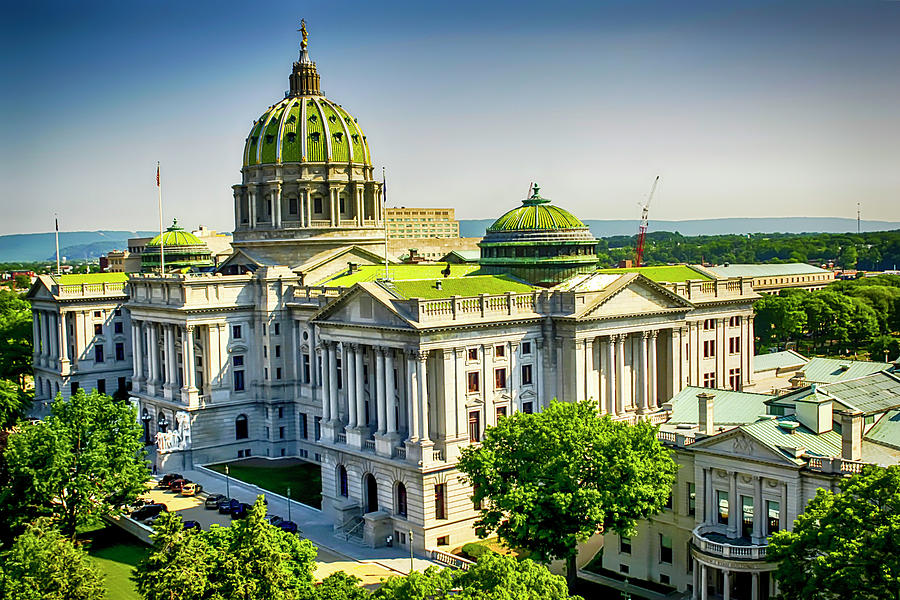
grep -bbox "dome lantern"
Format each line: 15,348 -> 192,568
289,19 -> 321,97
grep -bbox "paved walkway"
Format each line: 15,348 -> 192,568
153,467 -> 438,582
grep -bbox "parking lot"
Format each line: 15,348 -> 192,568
138,484 -> 399,588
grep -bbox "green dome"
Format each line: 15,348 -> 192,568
242,96 -> 371,168
488,186 -> 586,232
146,220 -> 205,247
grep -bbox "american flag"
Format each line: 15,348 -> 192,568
156,163 -> 160,187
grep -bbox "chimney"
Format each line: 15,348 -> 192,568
840,410 -> 863,462
698,392 -> 715,436
435,280 -> 443,290
347,262 -> 359,273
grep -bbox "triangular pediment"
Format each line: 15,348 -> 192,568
578,275 -> 692,320
311,284 -> 413,330
26,275 -> 56,301
692,429 -> 799,465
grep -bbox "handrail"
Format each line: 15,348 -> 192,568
343,517 -> 365,541
429,548 -> 473,571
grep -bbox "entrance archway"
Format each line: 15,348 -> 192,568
364,473 -> 378,513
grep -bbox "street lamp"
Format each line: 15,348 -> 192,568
287,487 -> 291,522
409,530 -> 414,574
225,464 -> 230,498
140,413 -> 152,444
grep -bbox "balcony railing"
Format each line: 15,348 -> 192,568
692,525 -> 767,560
337,432 -> 347,444
394,446 -> 407,460
429,548 -> 473,571
57,282 -> 127,297
805,455 -> 865,474
363,439 -> 375,452
432,449 -> 444,462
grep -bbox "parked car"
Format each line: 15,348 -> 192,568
131,503 -> 167,522
157,473 -> 183,488
183,520 -> 202,531
181,483 -> 203,496
230,502 -> 252,520
205,493 -> 227,509
267,515 -> 284,527
219,498 -> 240,515
278,521 -> 298,534
168,479 -> 192,493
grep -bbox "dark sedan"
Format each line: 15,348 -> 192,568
183,520 -> 202,531
278,521 -> 298,534
205,493 -> 227,509
230,502 -> 252,519
218,498 -> 240,514
131,503 -> 167,522
157,473 -> 183,488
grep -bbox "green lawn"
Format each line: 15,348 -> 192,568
207,458 -> 322,509
82,526 -> 147,600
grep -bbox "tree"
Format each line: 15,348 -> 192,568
0,289 -> 32,387
0,518 -> 105,600
13,274 -> 30,290
371,566 -> 454,600
457,400 -> 677,587
455,552 -> 577,600
1,389 -> 148,537
134,511 -> 215,600
767,465 -> 900,600
0,379 -> 29,430
315,572 -> 369,600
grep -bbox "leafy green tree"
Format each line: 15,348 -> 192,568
13,274 -> 30,289
0,518 -> 105,600
457,400 -> 677,587
1,389 -> 148,537
869,335 -> 900,362
839,244 -> 858,269
768,465 -> 900,600
0,379 -> 30,430
371,566 -> 455,600
0,289 -> 32,387
753,293 -> 807,350
315,571 -> 369,600
134,511 -> 215,600
455,552 -> 578,599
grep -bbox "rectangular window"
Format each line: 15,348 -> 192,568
522,341 -> 531,354
71,382 -> 79,395
279,426 -> 285,439
435,483 -> 447,520
620,536 -> 631,554
96,379 -> 106,394
742,496 -> 754,538
703,372 -> 716,388
114,321 -> 123,334
472,484 -> 483,511
729,336 -> 741,354
522,401 -> 533,414
314,197 -> 322,213
717,490 -> 730,525
314,416 -> 321,441
436,535 -> 449,547
232,324 -> 242,339
94,344 -> 104,363
494,344 -> 505,358
303,354 -> 311,383
278,406 -> 284,419
660,535 -> 673,564
275,345 -> 281,358
703,318 -> 715,330
688,482 -> 696,516
521,364 -> 533,385
496,406 -> 507,421
664,492 -> 673,510
703,340 -> 716,358
274,323 -> 280,336
289,198 -> 298,214
115,342 -> 125,361
467,371 -> 480,393
300,413 -> 308,439
729,368 -> 741,391
336,355 -> 342,389
467,348 -> 478,361
494,367 -> 507,390
115,308 -> 122,316
93,311 -> 101,318
468,411 -> 481,442
94,323 -> 103,335
729,315 -> 741,327
118,377 -> 126,393
276,367 -> 282,380
767,500 -> 780,535
264,347 -> 267,358
233,355 -> 245,391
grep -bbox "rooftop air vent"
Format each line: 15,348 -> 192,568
777,421 -> 800,434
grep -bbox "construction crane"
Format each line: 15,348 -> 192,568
634,175 -> 659,267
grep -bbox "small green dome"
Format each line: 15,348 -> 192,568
243,96 -> 371,168
146,220 -> 204,247
488,186 -> 586,232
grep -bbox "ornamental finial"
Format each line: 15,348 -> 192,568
532,183 -> 540,198
299,19 -> 308,51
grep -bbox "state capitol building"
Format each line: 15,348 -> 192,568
31,24 -> 899,600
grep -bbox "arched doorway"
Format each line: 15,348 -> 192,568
395,482 -> 407,517
338,465 -> 348,498
364,473 -> 378,513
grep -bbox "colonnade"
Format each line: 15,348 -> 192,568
32,310 -> 67,370
700,468 -> 788,541
234,181 -> 383,230
693,564 -> 772,600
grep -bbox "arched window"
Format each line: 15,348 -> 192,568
364,473 -> 378,513
396,482 -> 407,517
235,414 -> 248,440
338,465 -> 348,497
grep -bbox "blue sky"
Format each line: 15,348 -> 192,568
1,0 -> 898,235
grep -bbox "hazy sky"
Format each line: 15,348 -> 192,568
2,0 -> 898,235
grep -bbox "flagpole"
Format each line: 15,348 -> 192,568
157,162 -> 165,274
54,214 -> 61,276
382,166 -> 389,281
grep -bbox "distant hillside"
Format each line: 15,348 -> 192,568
459,217 -> 900,239
0,231 -> 156,262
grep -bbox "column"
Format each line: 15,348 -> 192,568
704,467 -> 714,524
132,321 -> 142,384
355,345 -> 365,427
320,344 -> 331,421
700,564 -> 708,600
751,573 -> 759,600
417,351 -> 430,442
615,334 -> 626,415
535,340 -> 545,410
406,351 -> 419,441
207,324 -> 220,389
718,318 -> 727,388
248,189 -> 257,228
375,348 -> 386,434
356,185 -> 364,226
584,338 -> 596,402
728,472 -> 738,537
233,188 -> 242,228
385,349 -> 397,434
780,482 -> 788,532
328,342 -> 339,422
693,564 -> 700,600
32,313 -> 40,364
148,325 -> 159,387
574,339 -> 586,402
273,184 -> 282,228
47,313 -> 58,367
58,311 -> 69,367
166,325 -> 177,388
638,332 -> 649,413
606,336 -> 616,415
308,325 -> 318,388
671,327 -> 684,396
752,475 -> 763,541
648,330 -> 658,408
746,316 -> 755,385
183,326 -> 197,391
723,569 -> 731,600
304,188 -> 312,227
509,342 -> 519,411
329,186 -> 338,226
346,344 -> 357,428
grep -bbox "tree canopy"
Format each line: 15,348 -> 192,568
767,465 -> 900,600
0,289 -> 32,387
0,518 -> 106,600
1,389 -> 148,537
0,379 -> 30,431
457,400 -> 677,585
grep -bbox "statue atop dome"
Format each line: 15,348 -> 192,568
299,19 -> 308,51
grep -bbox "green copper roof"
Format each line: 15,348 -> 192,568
741,416 -> 842,462
488,185 -> 586,232
753,350 -> 809,372
668,386 -> 771,426
384,275 -> 534,300
146,220 -> 205,247
798,357 -> 892,384
594,265 -> 712,282
324,264 -> 482,287
55,273 -> 128,285
243,95 -> 370,167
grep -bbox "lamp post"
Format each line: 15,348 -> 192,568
287,487 -> 291,522
140,413 -> 152,445
409,530 -> 414,574
225,464 -> 230,499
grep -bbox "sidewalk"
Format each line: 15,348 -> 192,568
181,467 -> 439,577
